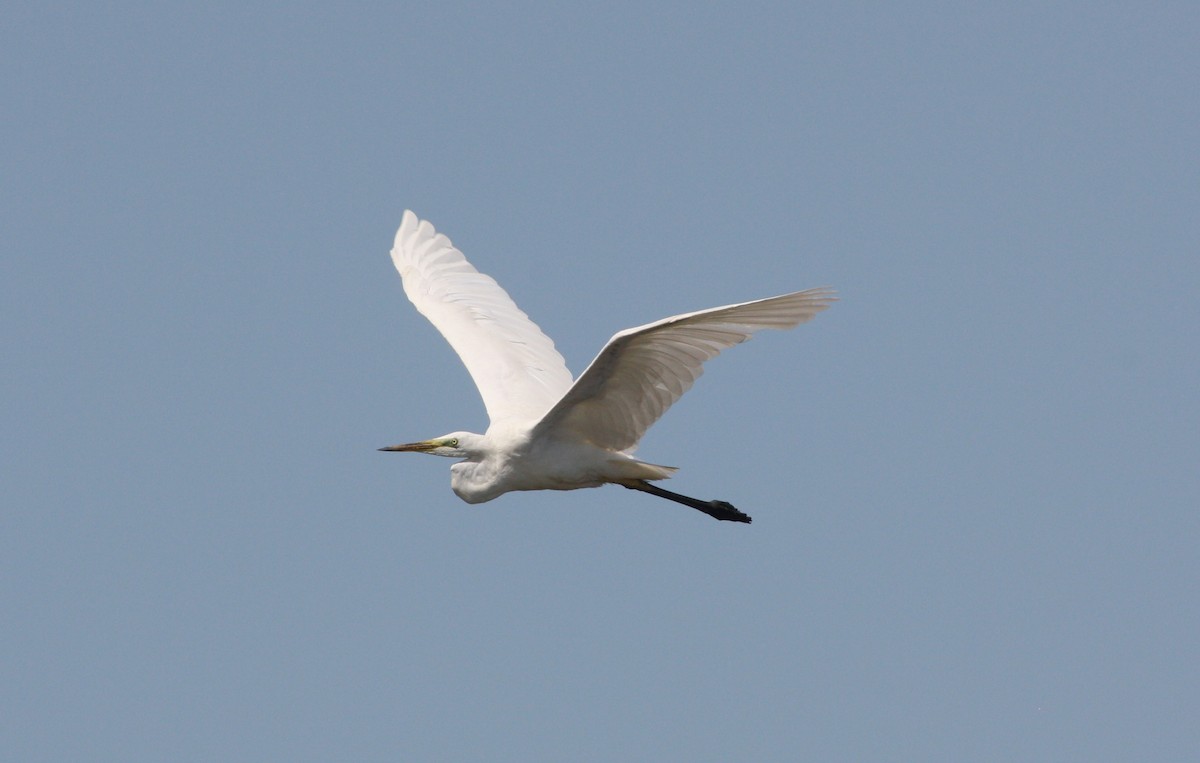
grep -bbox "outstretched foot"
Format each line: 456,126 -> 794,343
621,480 -> 752,524
702,499 -> 752,524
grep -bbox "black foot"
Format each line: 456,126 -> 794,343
706,500 -> 752,524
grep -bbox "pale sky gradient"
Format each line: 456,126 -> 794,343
3,3 -> 1197,761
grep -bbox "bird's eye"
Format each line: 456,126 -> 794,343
448,438 -> 458,447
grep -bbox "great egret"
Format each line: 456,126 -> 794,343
380,211 -> 835,523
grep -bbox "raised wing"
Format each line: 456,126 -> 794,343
390,211 -> 575,426
532,288 -> 836,451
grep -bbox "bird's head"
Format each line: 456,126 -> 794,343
378,432 -> 478,458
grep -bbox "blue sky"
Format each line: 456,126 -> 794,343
3,3 -> 1197,760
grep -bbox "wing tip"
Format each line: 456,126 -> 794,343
394,209 -> 419,248
393,210 -> 450,264
800,285 -> 838,309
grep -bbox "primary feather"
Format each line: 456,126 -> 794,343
533,289 -> 837,451
390,211 -> 574,425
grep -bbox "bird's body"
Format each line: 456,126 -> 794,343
442,427 -> 675,505
381,211 -> 835,522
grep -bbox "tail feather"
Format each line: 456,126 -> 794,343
608,457 -> 677,482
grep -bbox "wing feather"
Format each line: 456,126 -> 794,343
390,211 -> 574,425
533,288 -> 836,451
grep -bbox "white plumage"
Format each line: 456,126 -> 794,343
390,211 -> 574,426
381,211 -> 835,523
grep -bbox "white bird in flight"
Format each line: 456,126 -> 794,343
380,211 -> 835,523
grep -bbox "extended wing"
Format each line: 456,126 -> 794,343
390,211 -> 575,426
532,288 -> 836,451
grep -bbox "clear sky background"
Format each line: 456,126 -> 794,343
3,3 -> 1197,761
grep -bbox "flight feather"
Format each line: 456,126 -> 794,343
533,288 -> 837,451
390,211 -> 575,425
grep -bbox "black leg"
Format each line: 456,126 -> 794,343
622,480 -> 752,523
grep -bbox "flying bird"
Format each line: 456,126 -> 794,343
380,211 -> 835,523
